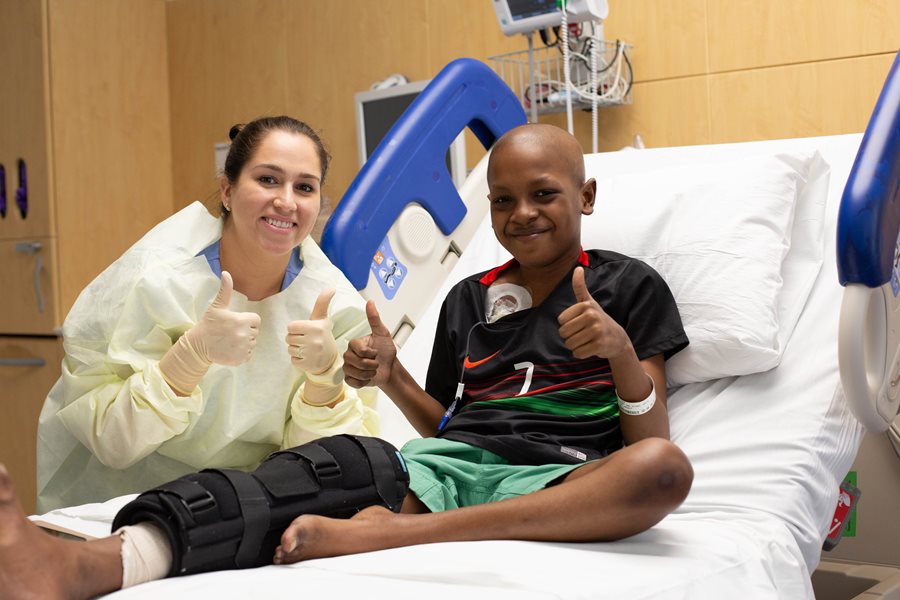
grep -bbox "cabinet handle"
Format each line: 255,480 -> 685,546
15,241 -> 45,313
0,163 -> 6,218
16,158 -> 28,219
0,357 -> 46,367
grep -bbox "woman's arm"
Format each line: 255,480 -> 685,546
55,354 -> 204,469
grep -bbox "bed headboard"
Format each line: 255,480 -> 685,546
321,58 -> 526,291
320,59 -> 526,343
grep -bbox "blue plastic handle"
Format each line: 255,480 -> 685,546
321,58 -> 527,290
0,164 -> 7,218
837,50 -> 900,287
16,158 -> 28,219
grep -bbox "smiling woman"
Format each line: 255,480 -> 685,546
35,115 -> 380,513
220,126 -> 326,300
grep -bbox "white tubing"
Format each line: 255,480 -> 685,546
560,0 -> 574,134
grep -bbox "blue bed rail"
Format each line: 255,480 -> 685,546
321,58 -> 527,290
837,50 -> 900,288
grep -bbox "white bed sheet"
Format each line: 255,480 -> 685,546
37,135 -> 866,599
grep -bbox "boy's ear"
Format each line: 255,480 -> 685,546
580,178 -> 597,215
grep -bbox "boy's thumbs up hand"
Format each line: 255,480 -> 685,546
344,300 -> 397,388
286,288 -> 339,375
571,265 -> 593,303
558,267 -> 629,360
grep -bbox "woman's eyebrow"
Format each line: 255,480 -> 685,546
254,163 -> 320,182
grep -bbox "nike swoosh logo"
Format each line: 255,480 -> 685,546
463,350 -> 500,369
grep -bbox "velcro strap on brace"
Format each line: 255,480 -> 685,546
213,469 -> 270,569
112,434 -> 409,576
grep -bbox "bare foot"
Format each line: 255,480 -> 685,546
273,505 -> 413,564
0,463 -> 76,599
0,464 -> 122,600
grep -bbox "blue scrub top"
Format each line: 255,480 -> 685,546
198,240 -> 303,292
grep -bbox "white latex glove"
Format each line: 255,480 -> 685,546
159,271 -> 261,395
185,271 -> 261,365
286,289 -> 338,376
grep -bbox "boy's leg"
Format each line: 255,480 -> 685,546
0,433 -> 410,598
113,434 -> 408,576
0,464 -> 123,600
275,437 -> 693,563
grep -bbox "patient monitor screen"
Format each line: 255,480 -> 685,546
507,0 -> 558,21
358,90 -> 454,175
360,91 -> 420,162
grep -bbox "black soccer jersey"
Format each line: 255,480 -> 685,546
425,249 -> 689,466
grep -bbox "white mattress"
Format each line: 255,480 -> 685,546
37,135 -> 866,599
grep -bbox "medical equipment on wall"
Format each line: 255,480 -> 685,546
488,0 -> 632,153
321,58 -> 527,347
491,0 -> 607,36
837,49 -> 900,434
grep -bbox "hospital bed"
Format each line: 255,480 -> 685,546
33,56 -> 900,598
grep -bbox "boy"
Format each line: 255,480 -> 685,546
0,124 -> 690,597
274,123 -> 691,561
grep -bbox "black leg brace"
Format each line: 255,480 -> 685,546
112,434 -> 409,576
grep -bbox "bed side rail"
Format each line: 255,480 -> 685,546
838,49 -> 900,432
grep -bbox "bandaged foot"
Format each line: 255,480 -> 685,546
117,523 -> 173,588
0,464 -> 123,599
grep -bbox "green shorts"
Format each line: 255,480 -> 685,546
400,437 -> 584,513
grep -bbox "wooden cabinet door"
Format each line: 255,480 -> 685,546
0,0 -> 54,242
0,237 -> 59,333
0,336 -> 63,515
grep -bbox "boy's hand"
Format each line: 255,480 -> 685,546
558,267 -> 630,360
343,300 -> 397,388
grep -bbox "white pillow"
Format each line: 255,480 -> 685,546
584,151 -> 830,385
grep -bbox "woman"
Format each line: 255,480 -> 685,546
36,116 -> 378,512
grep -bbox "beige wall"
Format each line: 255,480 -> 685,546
164,0 -> 899,223
588,0 -> 899,150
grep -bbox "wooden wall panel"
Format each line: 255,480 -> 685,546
425,0 -> 524,171
425,0 -> 521,77
538,76 -> 711,152
709,54 -> 896,144
708,0 -> 900,73
48,0 -> 174,314
164,0 -> 898,218
604,0 -> 708,82
284,0 -> 431,212
167,0 -> 289,211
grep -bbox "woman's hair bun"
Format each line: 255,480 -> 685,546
228,124 -> 244,141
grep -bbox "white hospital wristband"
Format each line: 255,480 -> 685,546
616,376 -> 656,416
